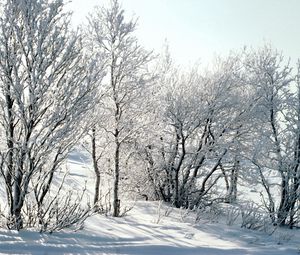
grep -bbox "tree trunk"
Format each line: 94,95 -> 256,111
174,169 -> 179,207
113,137 -> 120,217
288,175 -> 299,228
12,168 -> 23,230
5,89 -> 14,217
92,127 -> 101,206
277,175 -> 289,226
227,157 -> 239,203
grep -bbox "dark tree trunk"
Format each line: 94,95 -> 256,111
113,136 -> 120,217
227,157 -> 239,203
12,167 -> 23,230
92,128 -> 101,206
174,169 -> 179,207
5,88 -> 14,217
277,176 -> 289,226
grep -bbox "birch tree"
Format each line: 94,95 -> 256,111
0,0 -> 99,230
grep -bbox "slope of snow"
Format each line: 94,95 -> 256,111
0,155 -> 299,254
0,200 -> 299,254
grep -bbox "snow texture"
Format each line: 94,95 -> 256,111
0,157 -> 298,255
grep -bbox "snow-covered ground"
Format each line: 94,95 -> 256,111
0,153 -> 299,255
0,200 -> 299,255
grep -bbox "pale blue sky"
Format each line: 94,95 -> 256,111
69,0 -> 300,66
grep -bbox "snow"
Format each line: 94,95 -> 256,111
0,157 -> 299,255
0,201 -> 299,254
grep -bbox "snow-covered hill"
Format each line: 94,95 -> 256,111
0,200 -> 299,254
0,156 -> 299,255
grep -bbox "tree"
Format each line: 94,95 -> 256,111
0,0 -> 99,230
87,0 -> 153,216
244,45 -> 299,226
136,52 -> 254,208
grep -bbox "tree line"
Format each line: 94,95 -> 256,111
0,0 -> 298,231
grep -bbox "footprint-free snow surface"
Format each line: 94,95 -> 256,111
0,158 -> 299,254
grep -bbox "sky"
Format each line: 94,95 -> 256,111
68,0 -> 300,66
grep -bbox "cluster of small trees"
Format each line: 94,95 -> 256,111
133,46 -> 300,228
135,47 -> 300,228
0,0 -> 298,231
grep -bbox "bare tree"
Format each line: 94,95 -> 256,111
86,0 -> 153,216
244,45 -> 299,226
134,52 -> 254,208
0,0 -> 99,230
